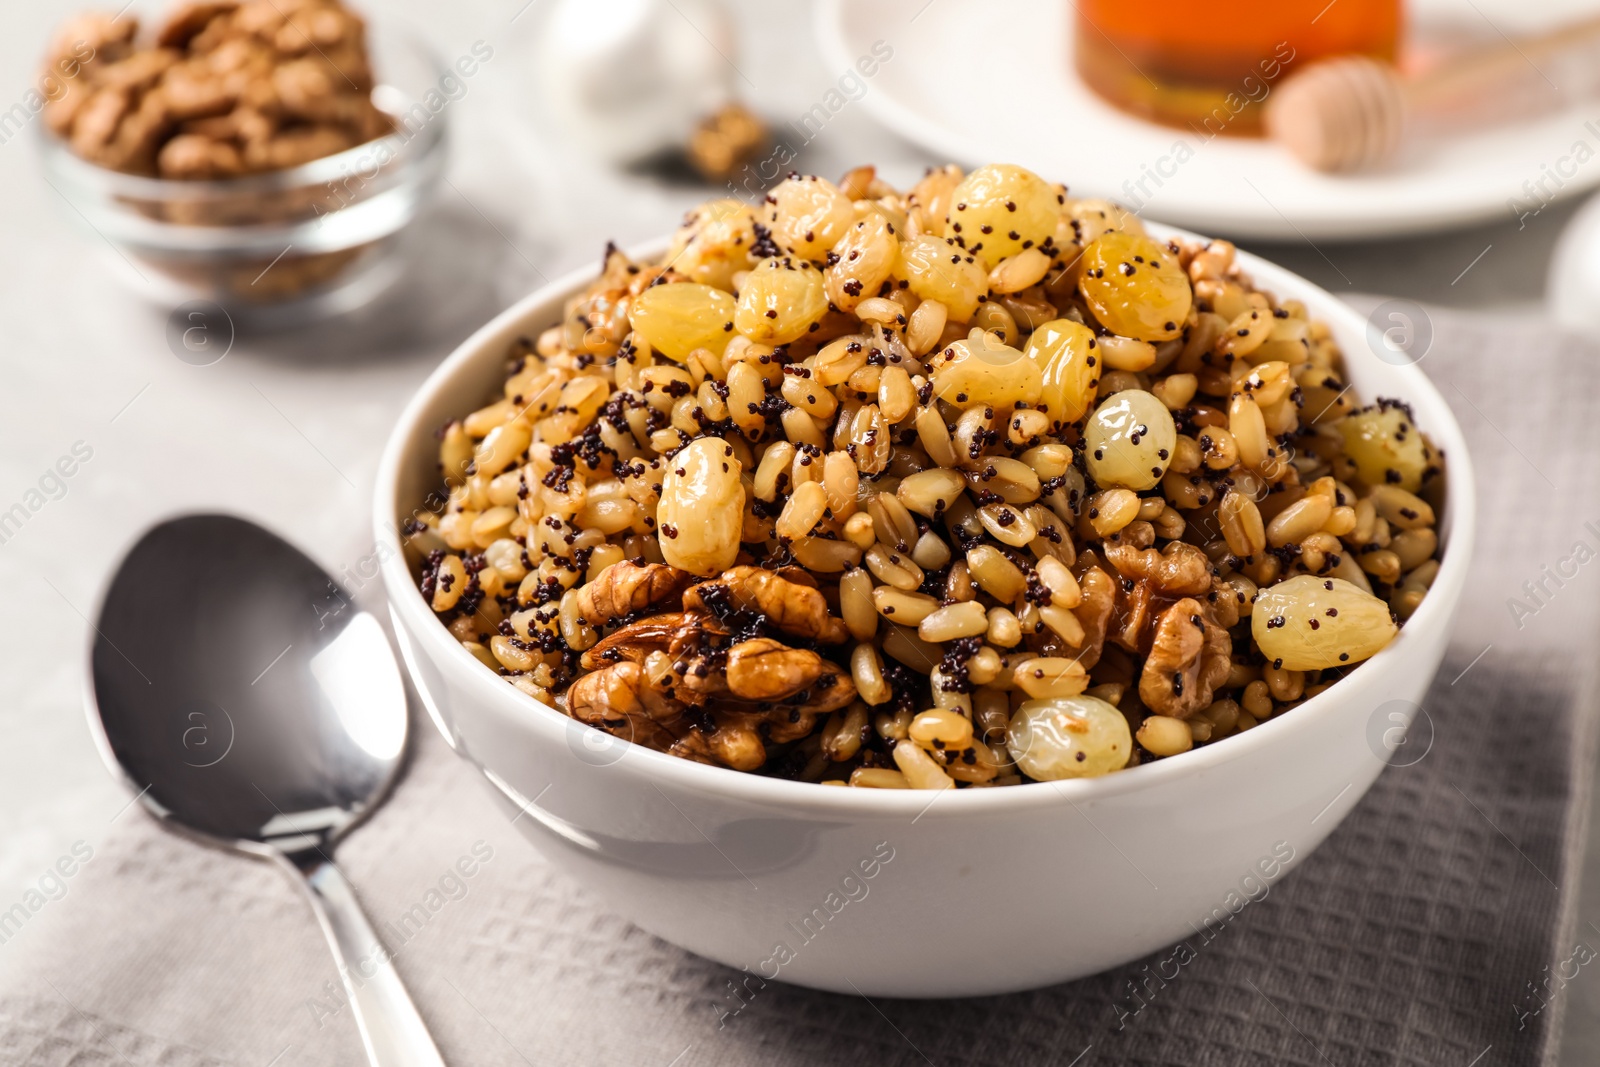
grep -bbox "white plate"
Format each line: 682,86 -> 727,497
815,0 -> 1600,240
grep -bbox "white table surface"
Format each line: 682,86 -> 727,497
0,0 -> 1594,1062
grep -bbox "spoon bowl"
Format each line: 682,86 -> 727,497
88,513 -> 445,1066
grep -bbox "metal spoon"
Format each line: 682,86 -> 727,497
86,513 -> 446,1066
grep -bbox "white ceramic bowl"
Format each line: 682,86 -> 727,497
375,228 -> 1474,998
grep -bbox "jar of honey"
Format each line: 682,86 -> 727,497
1074,0 -> 1402,136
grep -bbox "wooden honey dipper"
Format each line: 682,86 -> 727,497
1265,14 -> 1600,172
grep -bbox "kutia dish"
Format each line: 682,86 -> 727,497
400,162 -> 1445,792
374,174 -> 1470,994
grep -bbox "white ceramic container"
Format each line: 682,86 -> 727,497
375,228 -> 1474,997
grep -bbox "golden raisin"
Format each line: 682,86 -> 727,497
1078,231 -> 1192,342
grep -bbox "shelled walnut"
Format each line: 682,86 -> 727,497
43,0 -> 391,179
556,563 -> 857,773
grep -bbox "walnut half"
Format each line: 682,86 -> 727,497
1102,541 -> 1213,597
725,638 -> 825,700
1138,598 -> 1231,719
576,560 -> 693,627
683,565 -> 849,644
579,611 -> 724,670
564,660 -> 685,753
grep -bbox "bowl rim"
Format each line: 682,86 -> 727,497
374,222 -> 1477,817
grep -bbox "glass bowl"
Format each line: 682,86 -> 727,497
38,20 -> 447,325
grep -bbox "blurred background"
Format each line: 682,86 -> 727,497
5,0 -> 1600,1061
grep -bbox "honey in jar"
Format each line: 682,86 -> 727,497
1074,0 -> 1402,136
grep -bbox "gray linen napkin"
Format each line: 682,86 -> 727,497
2,306 -> 1595,1067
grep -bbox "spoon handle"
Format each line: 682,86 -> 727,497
294,857 -> 448,1066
